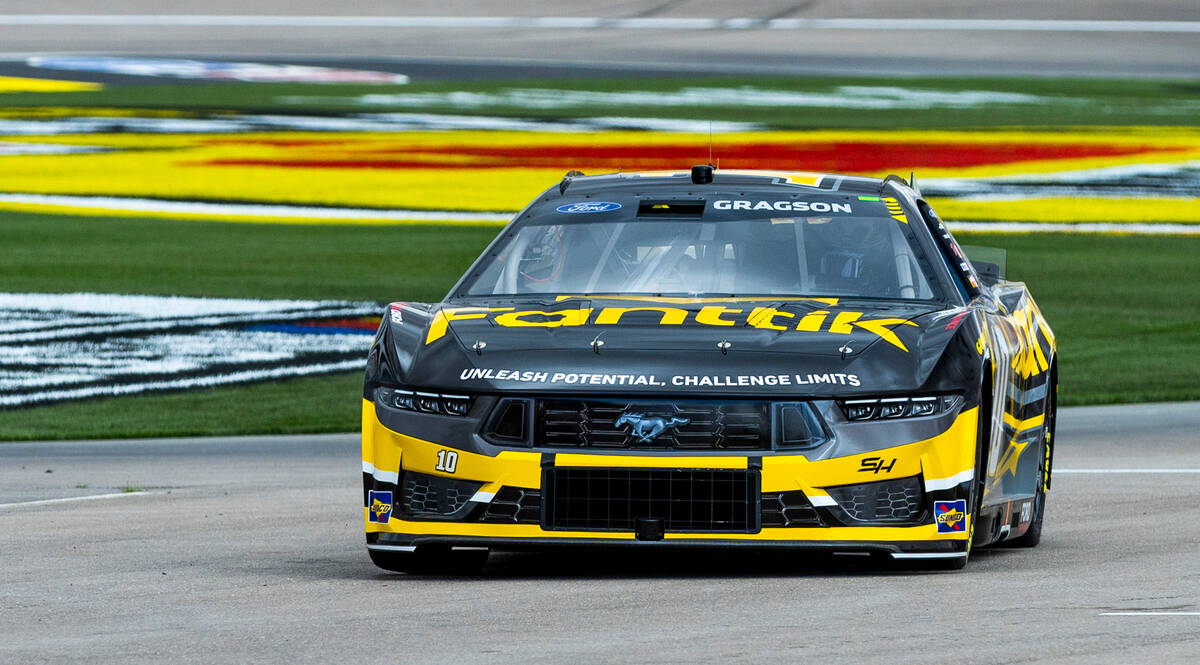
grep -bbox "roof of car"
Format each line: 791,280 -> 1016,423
550,169 -> 908,198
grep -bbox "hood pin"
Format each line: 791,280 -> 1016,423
839,344 -> 853,360
472,340 -> 487,356
717,340 -> 732,355
590,334 -> 605,354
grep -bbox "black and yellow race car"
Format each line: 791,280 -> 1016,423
361,166 -> 1057,572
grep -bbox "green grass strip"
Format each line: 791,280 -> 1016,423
0,212 -> 1196,440
2,75 -> 1198,128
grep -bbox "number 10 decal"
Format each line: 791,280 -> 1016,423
435,449 -> 458,474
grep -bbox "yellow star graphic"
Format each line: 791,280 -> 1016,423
994,440 -> 1030,483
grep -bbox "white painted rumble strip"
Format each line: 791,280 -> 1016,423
1055,469 -> 1200,474
0,16 -> 1198,33
0,194 -> 512,224
361,461 -> 400,485
1099,612 -> 1200,616
0,194 -> 1194,235
946,222 -> 1200,236
0,491 -> 147,509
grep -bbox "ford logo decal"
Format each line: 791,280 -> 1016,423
555,201 -> 622,214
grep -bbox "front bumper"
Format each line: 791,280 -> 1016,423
362,399 -> 977,560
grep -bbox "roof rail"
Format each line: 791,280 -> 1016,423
558,170 -> 585,194
879,174 -> 909,194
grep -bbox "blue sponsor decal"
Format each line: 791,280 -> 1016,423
934,499 -> 967,534
556,201 -> 622,214
367,490 -> 394,523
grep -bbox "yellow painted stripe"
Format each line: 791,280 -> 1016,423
0,76 -> 102,93
931,197 -> 1200,224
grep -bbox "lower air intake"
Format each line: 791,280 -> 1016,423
543,468 -> 758,532
826,476 -> 924,523
400,472 -> 482,517
480,486 -> 541,524
761,490 -> 824,527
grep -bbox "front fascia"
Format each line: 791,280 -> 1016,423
362,399 -> 977,546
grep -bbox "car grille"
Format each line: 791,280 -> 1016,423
826,476 -> 924,523
400,472 -> 482,517
480,486 -> 541,524
543,468 -> 758,532
761,490 -> 824,527
537,398 -> 771,450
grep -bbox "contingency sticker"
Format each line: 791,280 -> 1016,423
368,491 -> 394,523
934,499 -> 968,534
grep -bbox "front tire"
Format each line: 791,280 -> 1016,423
369,545 -> 489,574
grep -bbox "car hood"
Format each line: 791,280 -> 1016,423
386,297 -> 967,397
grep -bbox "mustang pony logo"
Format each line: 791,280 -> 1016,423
616,412 -> 690,443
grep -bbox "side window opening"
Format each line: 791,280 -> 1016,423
916,200 -> 981,302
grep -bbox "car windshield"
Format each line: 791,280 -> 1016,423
460,214 -> 943,300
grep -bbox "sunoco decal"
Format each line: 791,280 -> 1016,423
935,499 -> 968,534
0,293 -> 379,408
367,491 -> 394,523
555,201 -> 622,214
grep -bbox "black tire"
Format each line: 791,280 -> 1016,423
1009,373 -> 1056,548
369,545 -> 489,574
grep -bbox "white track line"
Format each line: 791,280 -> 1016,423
0,193 -> 512,223
947,222 -> 1200,236
0,194 -> 1194,235
1100,612 -> 1200,616
0,491 -> 148,509
0,16 -> 1197,33
1055,469 -> 1200,474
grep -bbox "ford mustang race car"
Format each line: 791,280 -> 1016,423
361,166 -> 1057,572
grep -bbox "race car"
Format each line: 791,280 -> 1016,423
361,166 -> 1057,572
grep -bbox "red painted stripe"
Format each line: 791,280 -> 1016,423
200,141 -> 1183,172
290,317 -> 381,330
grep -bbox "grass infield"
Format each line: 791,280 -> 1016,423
2,75 -> 1198,128
0,212 -> 1196,440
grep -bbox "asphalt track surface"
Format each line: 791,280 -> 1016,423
2,402 -> 1199,664
2,3 -> 1198,663
1,0 -> 1198,78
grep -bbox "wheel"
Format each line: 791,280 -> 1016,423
369,545 -> 489,574
1009,374 -> 1056,548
